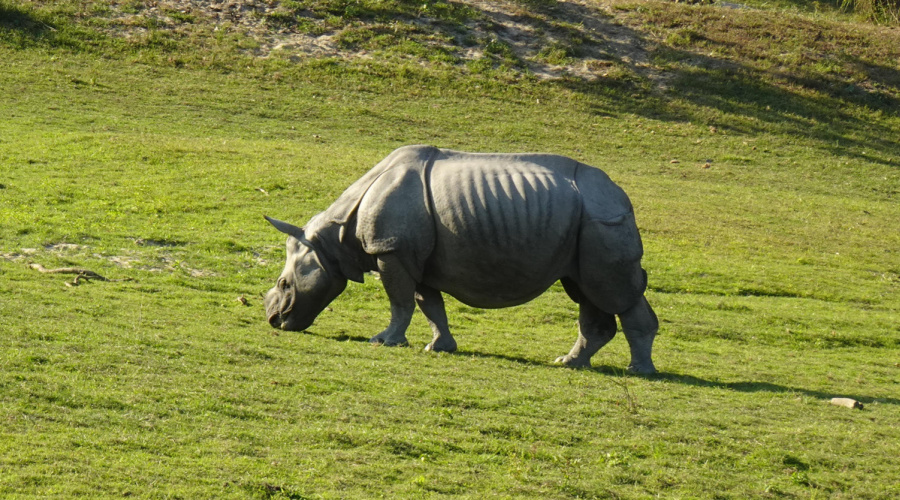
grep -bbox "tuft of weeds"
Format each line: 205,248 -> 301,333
841,0 -> 900,22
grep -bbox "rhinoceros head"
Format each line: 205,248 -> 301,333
264,216 -> 347,331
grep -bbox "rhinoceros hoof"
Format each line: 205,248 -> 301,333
369,336 -> 409,347
424,340 -> 458,353
626,363 -> 657,375
554,355 -> 591,368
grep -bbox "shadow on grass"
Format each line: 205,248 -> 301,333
310,332 -> 899,405
544,3 -> 900,167
324,332 -> 371,343
652,371 -> 900,406
316,333 -> 555,366
0,2 -> 56,40
588,365 -> 900,406
454,349 -> 547,366
311,330 -> 553,366
0,1 -> 99,52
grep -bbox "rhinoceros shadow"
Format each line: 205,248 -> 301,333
304,332 -> 899,406
648,372 -> 900,407
326,332 -> 373,343
452,350 -> 547,367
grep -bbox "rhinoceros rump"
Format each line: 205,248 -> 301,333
264,145 -> 658,373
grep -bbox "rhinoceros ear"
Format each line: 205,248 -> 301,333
264,215 -> 305,240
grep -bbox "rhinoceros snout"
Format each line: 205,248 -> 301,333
267,311 -> 283,329
266,303 -> 313,331
264,287 -> 289,329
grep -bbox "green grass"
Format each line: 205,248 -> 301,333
2,0 -> 899,498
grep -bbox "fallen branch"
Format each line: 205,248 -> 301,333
29,263 -> 132,286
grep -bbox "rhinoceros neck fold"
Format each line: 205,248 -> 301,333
304,213 -> 371,283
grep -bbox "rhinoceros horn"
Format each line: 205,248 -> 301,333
264,215 -> 305,240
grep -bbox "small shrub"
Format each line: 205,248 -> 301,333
483,37 -> 522,67
265,10 -> 297,27
536,40 -> 582,65
841,0 -> 900,23
666,28 -> 705,47
165,9 -> 195,24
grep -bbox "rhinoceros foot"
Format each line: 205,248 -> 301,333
554,355 -> 591,368
625,362 -> 657,375
369,333 -> 409,347
424,337 -> 457,353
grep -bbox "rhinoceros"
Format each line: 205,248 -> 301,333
264,145 -> 658,373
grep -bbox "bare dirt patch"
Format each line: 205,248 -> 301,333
1,241 -> 217,278
98,0 -> 666,82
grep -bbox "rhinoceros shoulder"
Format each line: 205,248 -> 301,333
324,145 -> 438,226
319,145 -> 439,282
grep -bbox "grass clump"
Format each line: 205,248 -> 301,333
842,0 -> 900,22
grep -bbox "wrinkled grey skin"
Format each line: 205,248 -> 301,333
265,145 -> 658,373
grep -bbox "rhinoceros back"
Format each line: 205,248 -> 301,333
424,150 -> 584,307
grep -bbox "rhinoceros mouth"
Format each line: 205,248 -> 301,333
267,311 -> 285,329
268,311 -> 297,330
265,287 -> 297,329
267,309 -> 313,331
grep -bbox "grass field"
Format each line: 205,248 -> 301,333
1,0 -> 899,498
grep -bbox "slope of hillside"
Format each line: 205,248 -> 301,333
4,0 -> 898,161
4,0 -> 899,86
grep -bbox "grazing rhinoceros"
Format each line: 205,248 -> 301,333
264,145 -> 658,373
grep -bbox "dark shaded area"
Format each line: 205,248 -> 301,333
591,364 -> 900,406
306,330 -> 898,406
454,349 -> 547,366
329,332 -> 373,343
263,2 -> 896,166
421,0 -> 900,167
0,2 -> 56,40
314,329 -> 552,365
548,8 -> 900,168
652,371 -> 900,406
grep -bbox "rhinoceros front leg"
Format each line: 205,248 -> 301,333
555,298 -> 617,368
415,284 -> 458,353
369,253 -> 415,347
619,295 -> 658,374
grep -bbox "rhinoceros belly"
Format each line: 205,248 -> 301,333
423,152 -> 581,308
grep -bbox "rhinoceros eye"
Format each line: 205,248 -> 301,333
277,277 -> 289,290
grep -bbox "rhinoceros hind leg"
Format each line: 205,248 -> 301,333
619,296 -> 658,374
555,290 -> 617,368
369,254 -> 415,347
415,284 -> 458,353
